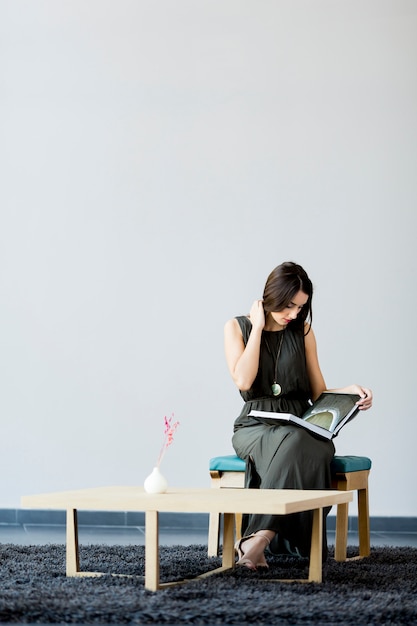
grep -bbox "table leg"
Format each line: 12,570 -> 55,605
66,508 -> 80,576
145,510 -> 159,591
334,501 -> 349,561
308,507 -> 323,583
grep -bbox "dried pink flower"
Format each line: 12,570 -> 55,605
157,413 -> 180,467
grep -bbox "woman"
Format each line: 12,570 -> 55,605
225,261 -> 372,570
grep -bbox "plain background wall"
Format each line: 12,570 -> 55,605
1,0 -> 416,517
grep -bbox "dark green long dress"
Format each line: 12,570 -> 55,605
231,316 -> 335,558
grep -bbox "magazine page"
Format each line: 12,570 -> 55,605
302,393 -> 360,434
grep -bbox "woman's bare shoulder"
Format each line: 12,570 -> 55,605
224,316 -> 249,335
225,316 -> 241,329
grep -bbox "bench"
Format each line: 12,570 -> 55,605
208,454 -> 371,561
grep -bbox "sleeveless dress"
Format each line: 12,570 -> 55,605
231,316 -> 335,558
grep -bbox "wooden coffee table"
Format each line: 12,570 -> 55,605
21,486 -> 353,590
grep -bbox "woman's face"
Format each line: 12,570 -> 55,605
269,290 -> 309,328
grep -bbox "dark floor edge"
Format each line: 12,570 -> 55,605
0,509 -> 416,532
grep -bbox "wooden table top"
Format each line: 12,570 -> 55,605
21,486 -> 353,515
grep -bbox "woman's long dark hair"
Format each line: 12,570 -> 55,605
262,261 -> 313,332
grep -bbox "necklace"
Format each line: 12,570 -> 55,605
264,331 -> 285,396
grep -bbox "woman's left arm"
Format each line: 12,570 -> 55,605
327,384 -> 373,410
304,325 -> 373,411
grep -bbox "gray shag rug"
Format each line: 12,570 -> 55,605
0,544 -> 416,625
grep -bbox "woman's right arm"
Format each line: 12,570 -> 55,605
224,300 -> 265,391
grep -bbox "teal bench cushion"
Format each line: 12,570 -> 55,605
331,455 -> 372,473
210,455 -> 245,472
210,454 -> 371,474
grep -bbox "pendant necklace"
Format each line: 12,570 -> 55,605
264,331 -> 285,397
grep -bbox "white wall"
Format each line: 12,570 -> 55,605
1,0 -> 416,516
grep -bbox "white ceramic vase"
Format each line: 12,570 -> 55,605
144,466 -> 168,494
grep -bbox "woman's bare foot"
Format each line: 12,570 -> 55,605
235,530 -> 275,570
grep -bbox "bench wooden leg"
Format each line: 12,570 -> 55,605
235,513 -> 242,542
208,512 -> 242,557
208,513 -> 221,557
333,470 -> 370,562
358,487 -> 370,557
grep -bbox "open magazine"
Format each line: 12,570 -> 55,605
248,392 -> 361,440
